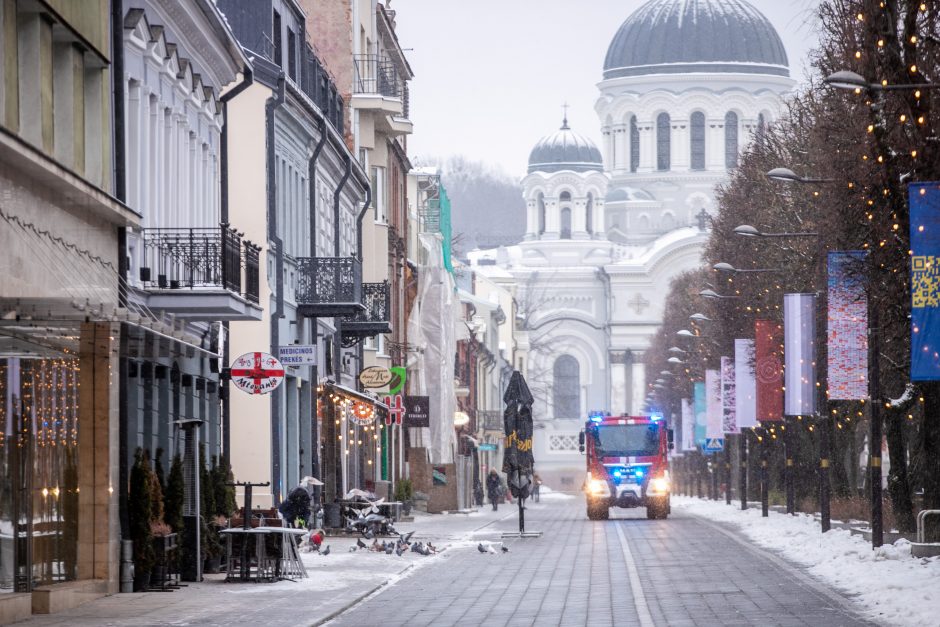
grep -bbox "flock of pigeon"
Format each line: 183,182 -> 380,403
477,542 -> 510,554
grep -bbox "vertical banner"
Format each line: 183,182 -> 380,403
755,319 -> 783,421
693,382 -> 706,446
828,251 -> 869,399
910,182 -> 940,380
720,356 -> 737,434
705,369 -> 722,438
681,398 -> 695,451
784,293 -> 816,416
734,339 -> 757,430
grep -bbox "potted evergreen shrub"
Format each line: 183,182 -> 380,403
394,478 -> 414,516
129,448 -> 156,591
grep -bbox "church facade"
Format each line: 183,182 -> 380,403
470,0 -> 794,490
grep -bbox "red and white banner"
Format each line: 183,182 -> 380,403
755,320 -> 783,421
734,339 -> 757,430
705,369 -> 722,438
721,356 -> 737,434
784,293 -> 817,416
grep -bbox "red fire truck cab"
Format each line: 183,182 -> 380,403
579,412 -> 673,520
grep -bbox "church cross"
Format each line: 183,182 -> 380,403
561,102 -> 570,129
629,293 -> 650,315
695,208 -> 711,231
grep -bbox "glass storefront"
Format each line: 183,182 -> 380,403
0,358 -> 80,592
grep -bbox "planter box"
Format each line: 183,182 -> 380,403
849,527 -> 913,544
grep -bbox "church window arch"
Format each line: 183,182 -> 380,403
586,193 -> 594,235
553,355 -> 580,419
661,212 -> 676,231
559,191 -> 571,202
656,112 -> 671,171
724,111 -> 739,169
638,214 -> 651,230
690,111 -> 706,171
629,115 -> 639,173
560,207 -> 572,239
537,193 -> 546,236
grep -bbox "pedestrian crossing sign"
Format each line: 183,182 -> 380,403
703,438 -> 724,453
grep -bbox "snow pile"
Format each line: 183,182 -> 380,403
674,496 -> 940,626
536,485 -> 575,500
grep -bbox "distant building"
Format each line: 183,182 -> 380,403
471,0 -> 793,490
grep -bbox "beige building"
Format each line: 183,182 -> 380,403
0,0 -> 134,620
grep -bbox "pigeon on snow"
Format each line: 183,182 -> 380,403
321,545 -> 331,556
356,538 -> 367,549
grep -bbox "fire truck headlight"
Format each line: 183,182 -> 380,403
588,479 -> 610,497
649,477 -> 670,494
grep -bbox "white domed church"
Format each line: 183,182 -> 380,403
470,0 -> 794,490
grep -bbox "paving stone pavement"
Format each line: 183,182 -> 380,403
329,497 -> 876,627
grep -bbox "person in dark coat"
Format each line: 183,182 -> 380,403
486,470 -> 501,511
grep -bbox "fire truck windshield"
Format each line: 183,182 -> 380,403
593,423 -> 660,457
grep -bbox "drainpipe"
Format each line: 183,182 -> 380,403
307,117 -> 327,500
111,0 -> 133,593
219,68 -> 253,462
356,180 -> 373,262
266,76 -> 286,505
333,155 -> 352,256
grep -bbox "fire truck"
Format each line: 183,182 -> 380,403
579,412 -> 673,520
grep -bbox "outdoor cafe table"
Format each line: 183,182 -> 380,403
220,527 -> 308,582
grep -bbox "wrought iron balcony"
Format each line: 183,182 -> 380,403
295,256 -> 363,317
341,281 -> 391,340
137,224 -> 262,320
353,54 -> 403,98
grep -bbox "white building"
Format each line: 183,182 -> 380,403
470,0 -> 794,490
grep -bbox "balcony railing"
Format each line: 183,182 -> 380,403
341,281 -> 391,344
139,224 -> 260,303
353,54 -> 403,98
296,256 -> 363,317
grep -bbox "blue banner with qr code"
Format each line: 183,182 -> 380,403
910,182 -> 940,380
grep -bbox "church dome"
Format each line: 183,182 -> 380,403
527,120 -> 603,174
603,0 -> 789,80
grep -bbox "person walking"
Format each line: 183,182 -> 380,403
532,473 -> 542,503
486,470 -> 501,511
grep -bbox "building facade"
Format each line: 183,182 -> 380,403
0,0 -> 131,620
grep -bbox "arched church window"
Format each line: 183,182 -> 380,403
560,207 -> 572,239
586,194 -> 593,235
755,113 -> 767,147
538,194 -> 546,235
690,111 -> 706,171
656,113 -> 670,171
629,116 -> 639,173
724,111 -> 739,169
553,356 -> 580,419
560,191 -> 571,202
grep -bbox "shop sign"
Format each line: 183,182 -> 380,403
383,394 -> 405,425
454,411 -> 470,426
278,345 -> 316,366
404,395 -> 430,427
359,366 -> 393,388
231,352 -> 285,395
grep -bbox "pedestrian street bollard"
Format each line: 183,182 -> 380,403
740,431 -> 748,511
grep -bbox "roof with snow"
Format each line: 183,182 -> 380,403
603,0 -> 789,79
527,119 -> 603,174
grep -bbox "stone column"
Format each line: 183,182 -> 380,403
638,122 -> 654,173
673,118 -> 690,170
572,197 -> 588,238
524,198 -> 537,240
77,322 -> 120,591
610,356 -> 627,415
593,199 -> 606,237
631,361 -> 646,418
707,119 -> 724,170
543,197 -> 559,239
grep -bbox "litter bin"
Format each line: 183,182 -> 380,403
324,503 -> 342,529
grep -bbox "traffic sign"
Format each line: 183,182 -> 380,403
703,438 -> 724,453
230,352 -> 285,395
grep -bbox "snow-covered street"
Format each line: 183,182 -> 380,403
673,496 -> 940,626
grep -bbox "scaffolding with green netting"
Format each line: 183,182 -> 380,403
418,174 -> 454,275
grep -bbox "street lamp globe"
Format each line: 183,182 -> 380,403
676,329 -> 696,338
713,262 -> 736,273
733,224 -> 762,237
824,70 -> 870,90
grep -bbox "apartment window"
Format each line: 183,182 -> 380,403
273,10 -> 282,67
372,166 -> 386,223
287,29 -> 296,81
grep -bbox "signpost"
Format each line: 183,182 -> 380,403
278,345 -> 316,366
230,352 -> 285,395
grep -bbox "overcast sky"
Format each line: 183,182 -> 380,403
391,0 -> 822,178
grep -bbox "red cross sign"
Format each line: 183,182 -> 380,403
230,352 -> 285,395
384,394 -> 405,425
